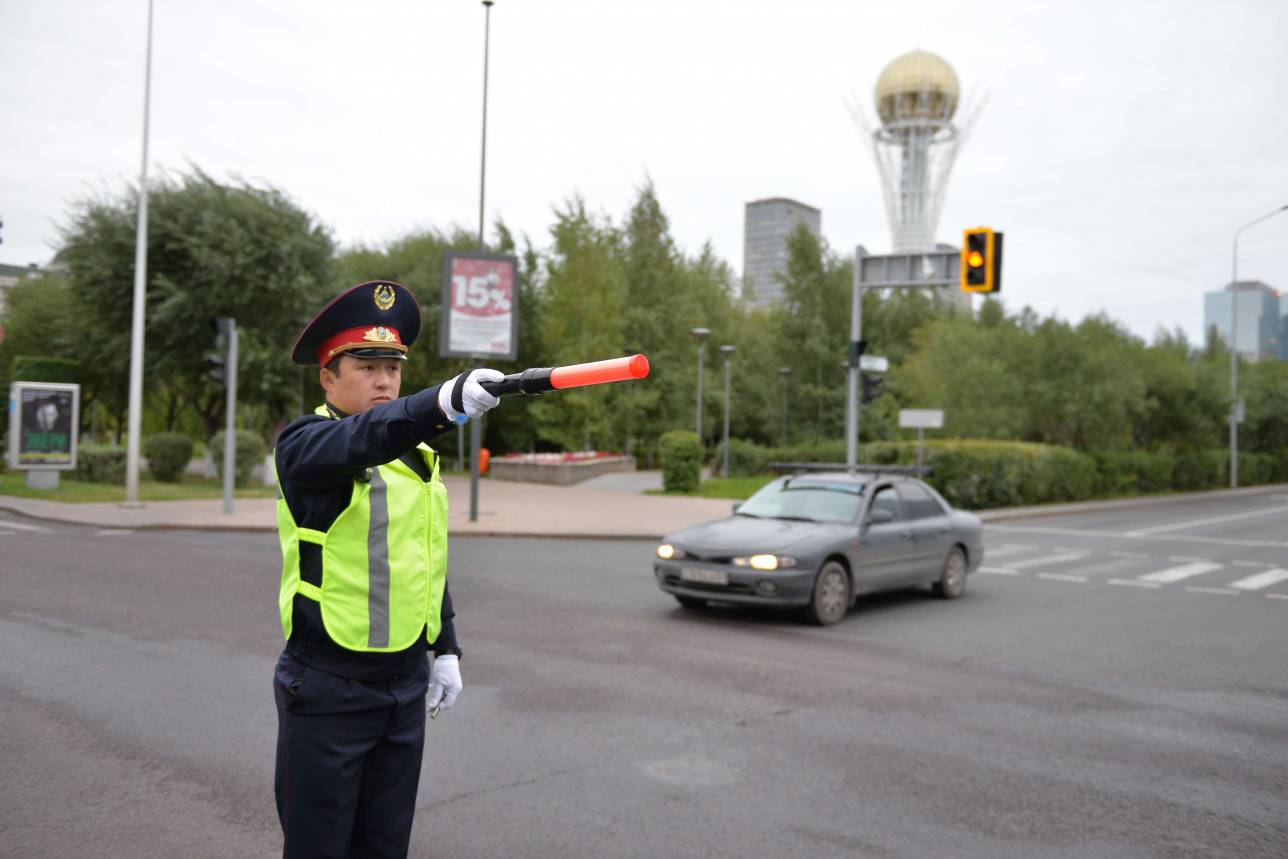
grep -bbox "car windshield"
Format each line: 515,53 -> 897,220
737,478 -> 865,523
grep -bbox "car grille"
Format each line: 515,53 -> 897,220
661,573 -> 756,596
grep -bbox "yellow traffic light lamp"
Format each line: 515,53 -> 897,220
961,227 -> 1003,293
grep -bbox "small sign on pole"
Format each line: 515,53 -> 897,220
858,355 -> 889,374
898,409 -> 944,430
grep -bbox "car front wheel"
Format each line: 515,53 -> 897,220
805,561 -> 851,626
932,547 -> 967,599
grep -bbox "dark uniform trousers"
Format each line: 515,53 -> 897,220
274,648 -> 429,858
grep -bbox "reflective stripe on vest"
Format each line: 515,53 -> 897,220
273,405 -> 449,652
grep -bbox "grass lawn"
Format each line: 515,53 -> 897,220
647,473 -> 777,501
0,470 -> 279,503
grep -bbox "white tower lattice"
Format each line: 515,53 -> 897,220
850,50 -> 980,254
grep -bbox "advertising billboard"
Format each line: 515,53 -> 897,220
440,252 -> 518,361
8,382 -> 80,469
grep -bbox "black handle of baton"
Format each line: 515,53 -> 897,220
478,368 -> 555,397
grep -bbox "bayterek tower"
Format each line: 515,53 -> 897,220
859,50 -> 978,255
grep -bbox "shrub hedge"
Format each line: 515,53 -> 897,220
144,432 -> 194,483
660,430 -> 702,492
709,438 -> 1288,509
210,430 -> 267,487
73,445 -> 127,484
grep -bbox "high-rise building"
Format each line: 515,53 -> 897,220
1202,280 -> 1281,361
742,198 -> 821,307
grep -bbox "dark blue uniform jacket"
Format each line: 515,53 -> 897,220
274,386 -> 459,681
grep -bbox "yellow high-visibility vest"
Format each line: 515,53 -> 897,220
274,405 -> 448,651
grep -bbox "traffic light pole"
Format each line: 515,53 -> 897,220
223,320 -> 238,515
846,255 -> 863,473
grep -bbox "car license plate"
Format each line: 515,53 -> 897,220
679,566 -> 728,586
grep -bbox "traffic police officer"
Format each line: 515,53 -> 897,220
272,280 -> 503,858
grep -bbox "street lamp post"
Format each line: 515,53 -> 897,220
778,366 -> 791,447
124,0 -> 156,506
468,0 -> 495,523
720,345 -> 736,478
1229,204 -> 1288,488
691,327 -> 711,441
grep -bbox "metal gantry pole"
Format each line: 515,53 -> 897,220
124,0 -> 155,506
1229,204 -> 1288,488
846,247 -> 863,473
720,345 -> 735,478
223,321 -> 238,515
469,0 -> 494,523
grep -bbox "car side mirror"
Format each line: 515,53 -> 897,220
866,508 -> 894,526
732,503 -> 742,515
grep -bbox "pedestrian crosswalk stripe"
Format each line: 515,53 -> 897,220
1185,586 -> 1239,596
1005,552 -> 1087,570
1037,573 -> 1087,582
1228,568 -> 1288,592
1108,579 -> 1161,589
978,566 -> 1020,575
0,519 -> 52,533
1137,562 -> 1223,584
980,544 -> 1033,559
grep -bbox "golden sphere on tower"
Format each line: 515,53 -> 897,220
875,50 -> 959,124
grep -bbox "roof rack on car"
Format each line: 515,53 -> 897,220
769,462 -> 932,476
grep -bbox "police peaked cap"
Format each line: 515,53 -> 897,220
291,280 -> 422,366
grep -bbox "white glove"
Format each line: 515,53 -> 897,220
427,654 -> 462,714
438,369 -> 504,423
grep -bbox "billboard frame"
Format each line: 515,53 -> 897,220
8,381 -> 81,470
440,251 -> 519,361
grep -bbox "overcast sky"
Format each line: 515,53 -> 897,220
4,0 -> 1286,343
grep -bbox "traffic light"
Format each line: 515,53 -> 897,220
206,318 -> 233,386
861,373 -> 884,404
961,227 -> 1003,293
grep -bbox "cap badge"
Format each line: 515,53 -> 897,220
373,284 -> 396,310
363,326 -> 397,344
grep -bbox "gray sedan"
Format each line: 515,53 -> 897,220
653,472 -> 984,625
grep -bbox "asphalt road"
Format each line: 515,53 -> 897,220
1,491 -> 1286,858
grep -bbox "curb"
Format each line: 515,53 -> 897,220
3,484 -> 1286,536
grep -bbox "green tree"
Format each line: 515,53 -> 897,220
55,169 -> 335,442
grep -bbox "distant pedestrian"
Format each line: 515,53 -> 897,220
271,279 -> 503,858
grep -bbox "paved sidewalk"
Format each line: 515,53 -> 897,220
1,478 -> 1284,539
0,476 -> 735,539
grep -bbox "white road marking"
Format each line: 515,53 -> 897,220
1108,579 -> 1161,589
1005,552 -> 1088,570
987,524 -> 1288,549
1037,573 -> 1087,582
1126,504 -> 1288,536
1266,594 -> 1288,601
1110,550 -> 1149,559
0,519 -> 53,533
1185,586 -> 1239,596
1232,560 -> 1272,568
1169,555 -> 1211,563
1063,558 -> 1140,576
978,566 -> 1020,575
1137,562 -> 1224,584
1228,568 -> 1288,592
95,529 -> 134,537
979,544 -> 1034,559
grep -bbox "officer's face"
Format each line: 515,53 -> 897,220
320,356 -> 403,414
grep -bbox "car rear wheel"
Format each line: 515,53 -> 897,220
805,561 -> 850,626
932,547 -> 967,599
674,595 -> 707,609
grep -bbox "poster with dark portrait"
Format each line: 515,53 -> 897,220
8,382 -> 80,468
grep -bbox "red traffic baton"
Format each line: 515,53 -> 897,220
479,354 -> 650,397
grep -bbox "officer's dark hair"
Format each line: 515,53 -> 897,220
324,355 -> 344,376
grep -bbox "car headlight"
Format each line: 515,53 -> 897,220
657,544 -> 683,560
732,554 -> 797,571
